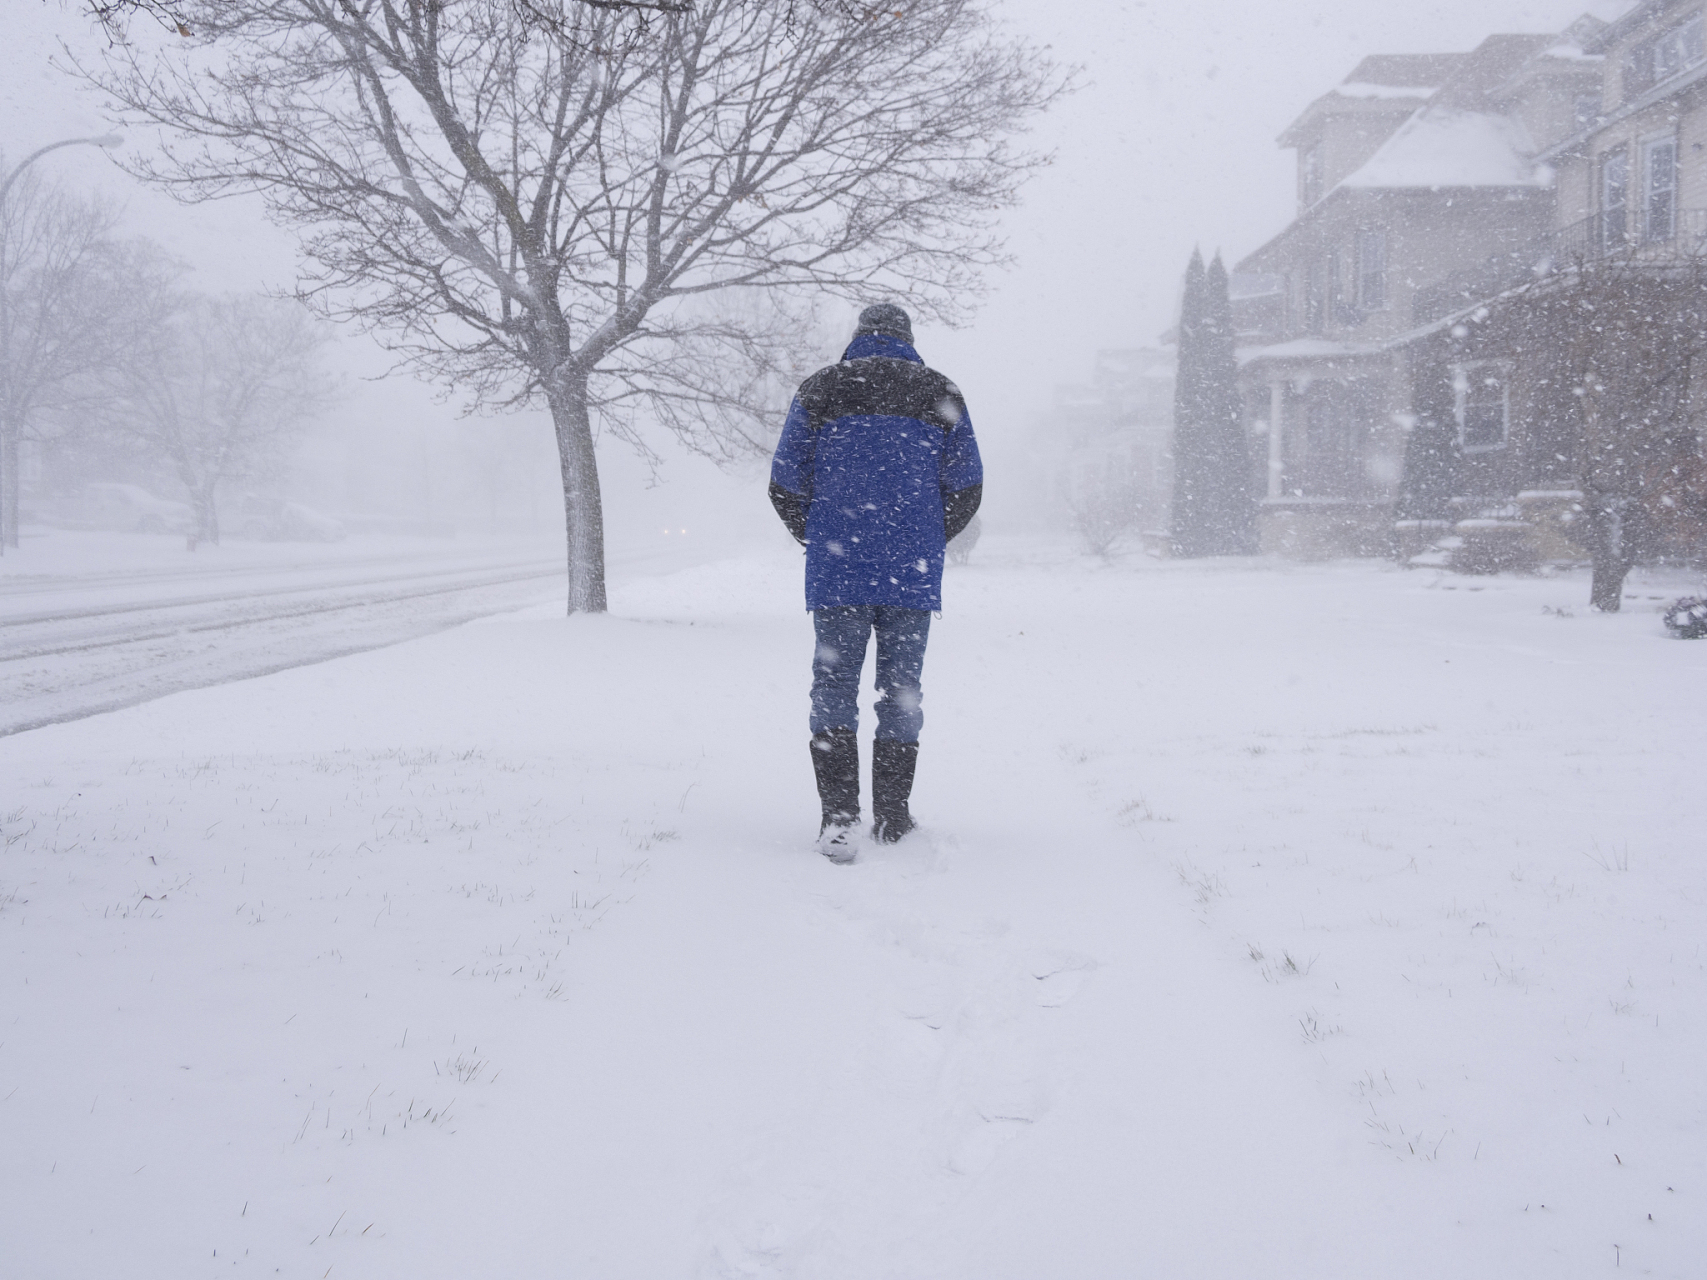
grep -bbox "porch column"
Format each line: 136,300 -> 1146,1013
1267,380 -> 1285,499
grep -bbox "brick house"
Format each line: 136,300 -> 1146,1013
1232,28 -> 1610,556
1396,0 -> 1707,565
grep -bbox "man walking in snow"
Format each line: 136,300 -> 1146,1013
769,304 -> 984,862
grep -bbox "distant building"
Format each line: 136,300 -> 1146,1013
1031,349 -> 1174,539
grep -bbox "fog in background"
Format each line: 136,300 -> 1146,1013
3,0 -> 1606,559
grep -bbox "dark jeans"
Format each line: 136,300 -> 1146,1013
810,606 -> 931,742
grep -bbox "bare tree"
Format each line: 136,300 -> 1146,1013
70,0 -> 687,41
0,159 -> 120,550
84,0 -> 1061,611
102,284 -> 332,543
1487,249 -> 1707,610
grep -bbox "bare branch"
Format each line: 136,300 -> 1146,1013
77,0 -> 1066,608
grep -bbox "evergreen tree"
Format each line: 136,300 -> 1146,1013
1203,254 -> 1256,552
1171,250 -> 1211,553
1172,251 -> 1254,555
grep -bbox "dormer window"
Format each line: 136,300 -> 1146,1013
1301,143 -> 1323,207
1625,11 -> 1705,100
1356,230 -> 1388,312
1574,93 -> 1601,128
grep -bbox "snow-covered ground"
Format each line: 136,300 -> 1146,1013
2,539 -> 1703,1278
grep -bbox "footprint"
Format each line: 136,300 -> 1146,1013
943,1108 -> 1035,1176
699,1190 -> 829,1279
1030,951 -> 1099,1008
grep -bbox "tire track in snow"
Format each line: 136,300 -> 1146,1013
0,564 -> 563,737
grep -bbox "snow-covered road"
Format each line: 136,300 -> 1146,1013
2,541 -> 1703,1278
1,553 -> 564,737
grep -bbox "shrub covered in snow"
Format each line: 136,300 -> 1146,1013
1663,595 -> 1707,639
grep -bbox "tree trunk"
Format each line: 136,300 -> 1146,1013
0,419 -> 18,550
547,370 -> 608,614
1587,495 -> 1631,612
192,485 -> 221,546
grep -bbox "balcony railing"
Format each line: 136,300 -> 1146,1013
1410,208 -> 1707,327
1553,207 -> 1707,261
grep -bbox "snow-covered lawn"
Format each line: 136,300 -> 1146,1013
2,541 -> 1703,1278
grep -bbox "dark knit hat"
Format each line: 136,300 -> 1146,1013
854,303 -> 913,343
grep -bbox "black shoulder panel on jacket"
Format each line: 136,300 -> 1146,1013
798,358 -> 965,434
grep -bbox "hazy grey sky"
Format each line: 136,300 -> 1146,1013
3,0 -> 1621,484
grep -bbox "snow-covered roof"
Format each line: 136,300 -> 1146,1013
1334,81 -> 1438,99
1340,109 -> 1545,189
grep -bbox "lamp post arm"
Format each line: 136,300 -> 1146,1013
0,135 -> 123,206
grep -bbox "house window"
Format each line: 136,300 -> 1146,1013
1655,13 -> 1705,80
1454,363 -> 1510,453
1625,11 -> 1705,99
1357,229 -> 1388,312
1644,135 -> 1678,241
1601,146 -> 1629,250
1304,259 -> 1324,334
1574,93 -> 1602,128
1301,142 -> 1323,207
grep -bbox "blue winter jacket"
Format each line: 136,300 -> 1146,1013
769,334 -> 984,611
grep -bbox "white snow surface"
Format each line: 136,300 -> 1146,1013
3,539 -> 1705,1277
1341,109 -> 1546,190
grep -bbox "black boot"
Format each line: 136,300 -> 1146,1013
810,728 -> 861,861
871,739 -> 919,844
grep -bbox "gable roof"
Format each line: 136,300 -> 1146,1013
1432,33 -> 1562,107
1344,53 -> 1469,88
1277,54 -> 1460,147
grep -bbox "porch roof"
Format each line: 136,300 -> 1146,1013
1239,338 -> 1388,370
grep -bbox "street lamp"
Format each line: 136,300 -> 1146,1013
0,132 -> 122,554
0,133 -> 124,205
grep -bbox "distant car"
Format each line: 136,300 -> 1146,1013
63,483 -> 196,535
231,494 -> 347,542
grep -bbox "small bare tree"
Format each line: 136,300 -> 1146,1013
0,160 -> 119,550
85,0 -> 1060,611
1490,250 -> 1707,610
102,284 -> 332,543
1065,467 -> 1136,558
